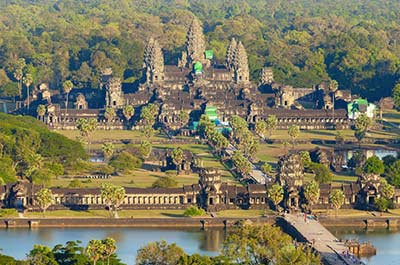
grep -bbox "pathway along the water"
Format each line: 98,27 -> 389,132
282,214 -> 364,265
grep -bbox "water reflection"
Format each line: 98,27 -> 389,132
0,227 -> 225,265
200,228 -> 226,252
328,227 -> 400,265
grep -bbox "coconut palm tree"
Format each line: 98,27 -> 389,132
268,183 -> 284,211
86,239 -> 105,265
329,189 -> 345,216
171,147 -> 184,173
63,80 -> 73,115
101,142 -> 114,161
102,238 -> 117,265
104,107 -> 116,129
36,104 -> 46,121
122,104 -> 134,121
22,74 -> 33,112
303,180 -> 320,213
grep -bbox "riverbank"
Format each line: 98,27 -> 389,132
2,215 -> 400,229
0,216 -> 275,228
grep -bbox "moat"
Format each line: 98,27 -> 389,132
0,227 -> 399,265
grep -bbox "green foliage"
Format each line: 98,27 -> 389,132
0,156 -> 17,183
288,125 -> 300,147
109,151 -> 142,172
101,142 -> 115,161
0,208 -> 18,218
171,147 -> 185,167
393,82 -> 400,109
35,188 -> 54,214
303,180 -> 320,213
354,114 -> 372,132
260,162 -> 272,174
136,240 -> 185,265
299,151 -> 312,169
0,113 -> 86,179
101,183 -> 126,218
385,160 -> 400,188
231,150 -> 252,176
152,177 -> 178,188
363,156 -> 384,175
140,103 -> 159,126
183,206 -> 206,217
27,245 -> 57,265
122,105 -> 135,121
383,155 -> 397,169
139,140 -> 152,159
380,178 -> 395,200
329,189 -> 345,213
222,224 -> 321,265
69,179 -> 82,188
268,184 -> 284,210
309,162 -> 332,184
375,197 -> 392,212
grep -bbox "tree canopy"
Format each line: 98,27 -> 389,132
0,1 -> 399,101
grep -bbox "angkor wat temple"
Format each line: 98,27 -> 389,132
2,157 -> 400,213
22,18 -> 351,131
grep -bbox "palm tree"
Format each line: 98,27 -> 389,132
13,68 -> 23,98
329,189 -> 345,216
63,80 -> 73,115
101,143 -> 114,161
268,183 -> 284,211
122,105 -> 134,127
303,180 -> 320,213
171,147 -> 184,173
102,238 -> 117,265
329,80 -> 338,116
86,239 -> 105,265
36,104 -> 46,121
104,107 -> 116,129
22,74 -> 33,112
288,125 -> 300,149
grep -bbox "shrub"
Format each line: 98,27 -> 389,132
0,209 -> 18,218
109,151 -> 142,172
69,179 -> 82,188
152,177 -> 178,188
363,156 -> 384,175
183,206 -> 206,217
309,162 -> 332,184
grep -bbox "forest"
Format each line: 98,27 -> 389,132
0,0 -> 400,101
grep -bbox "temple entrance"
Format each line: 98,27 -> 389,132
368,196 -> 375,205
209,198 -> 214,205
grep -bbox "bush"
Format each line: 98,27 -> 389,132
109,151 -> 142,172
363,156 -> 384,175
68,179 -> 82,188
375,197 -> 393,212
152,177 -> 178,188
309,162 -> 332,184
183,206 -> 206,217
47,162 -> 65,176
0,208 -> 18,218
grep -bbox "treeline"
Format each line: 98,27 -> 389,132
0,112 -> 87,185
0,1 -> 400,100
0,224 -> 321,265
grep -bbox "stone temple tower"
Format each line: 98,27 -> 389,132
144,37 -> 164,84
232,41 -> 250,84
225,38 -> 237,71
105,77 -> 124,108
182,17 -> 206,67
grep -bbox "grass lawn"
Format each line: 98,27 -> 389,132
314,208 -> 400,218
56,129 -> 169,143
216,209 -> 274,218
24,209 -> 187,218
